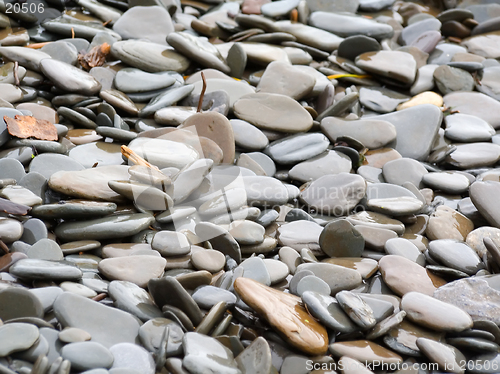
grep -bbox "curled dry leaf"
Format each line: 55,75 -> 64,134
78,42 -> 111,71
0,197 -> 31,215
4,115 -> 58,141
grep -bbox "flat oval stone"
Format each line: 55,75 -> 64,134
274,20 -> 343,52
0,323 -> 39,356
10,259 -> 83,281
39,59 -> 101,95
109,343 -> 155,374
402,291 -> 473,333
329,340 -> 402,365
443,91 -> 500,129
428,239 -> 483,275
128,137 -> 198,169
379,255 -> 446,296
108,280 -> 162,322
31,200 -> 117,220
29,153 -> 85,179
111,40 -> 190,73
296,263 -> 362,295
0,287 -> 44,320
54,292 -> 140,348
446,143 -> 500,169
0,217 -> 23,243
319,220 -> 364,258
264,133 -> 329,165
98,255 -> 166,288
230,119 -> 269,151
416,338 -> 466,374
243,176 -> 289,207
55,213 -> 155,242
61,342 -> 114,371
470,181 -> 500,229
426,205 -> 474,241
384,237 -> 425,266
356,50 -> 417,85
233,92 -> 313,133
422,172 -> 471,194
336,290 -> 376,329
191,249 -> 225,273
139,317 -> 184,356
277,220 -> 322,253
234,277 -> 328,355
444,113 -> 495,142
151,231 -> 190,257
289,150 -> 352,183
114,68 -> 176,93
58,327 -> 92,343
300,173 -> 366,215
235,337 -> 272,374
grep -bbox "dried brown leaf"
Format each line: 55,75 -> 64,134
78,43 -> 111,71
4,115 -> 58,141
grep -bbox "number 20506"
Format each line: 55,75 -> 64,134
6,2 -> 45,14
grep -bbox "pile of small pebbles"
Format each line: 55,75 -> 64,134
1,0 -> 500,374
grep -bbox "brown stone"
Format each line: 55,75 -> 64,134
329,340 -> 403,365
242,0 -> 270,14
98,255 -> 166,288
233,277 -> 328,355
363,148 -> 402,168
322,258 -> 378,279
379,255 -> 447,296
426,205 -> 474,241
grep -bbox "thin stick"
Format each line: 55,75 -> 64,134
121,145 -> 160,170
26,42 -> 52,49
71,27 -> 75,39
92,293 -> 107,301
102,19 -> 112,27
13,61 -> 19,86
0,239 -> 9,254
197,72 -> 207,113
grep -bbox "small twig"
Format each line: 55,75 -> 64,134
121,145 -> 160,170
197,72 -> 207,113
102,19 -> 112,27
290,9 -> 298,23
92,293 -> 107,301
26,42 -> 52,49
0,239 -> 8,254
13,61 -> 19,86
71,27 -> 75,39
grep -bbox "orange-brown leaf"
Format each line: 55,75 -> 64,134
78,43 -> 111,71
4,115 -> 58,141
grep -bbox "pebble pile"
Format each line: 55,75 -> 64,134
2,0 -> 500,373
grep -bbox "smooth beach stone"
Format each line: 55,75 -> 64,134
443,91 -> 500,129
238,256 -> 271,286
400,17 -> 442,46
138,84 -> 194,117
321,117 -> 396,150
337,35 -> 381,61
68,142 -> 123,169
467,227 -> 500,258
402,291 -> 472,333
0,323 -> 39,356
192,285 -> 236,309
461,32 -> 500,59
355,51 -> 416,85
336,290 -> 376,329
0,287 -> 44,320
309,11 -> 393,39
434,277 -> 500,325
54,292 -> 140,348
0,217 -> 23,243
446,143 -> 500,169
274,20 -> 343,52
384,319 -> 444,357
0,46 -> 51,72
31,200 -> 117,220
323,258 -> 378,279
139,318 -> 184,356
61,342 -> 113,371
241,175 -> 288,207
329,340 -> 402,366
319,220 -> 364,258
256,61 -> 314,100
198,189 -> 247,218
191,249 -> 225,273
151,231 -> 190,257
396,91 -> 443,111
428,239 -> 483,275
422,172 -> 470,194
416,338 -> 465,374
109,343 -> 155,374
382,158 -> 428,188
289,150 -> 352,183
263,259 -> 289,285
353,226 -> 397,252
40,40 -> 78,65
433,65 -> 474,95
411,64 -> 439,95
375,104 -> 442,160
426,205 -> 474,241
233,93 -> 313,133
9,258 -> 82,281
470,181 -> 500,229
153,106 -> 195,126
261,0 -> 299,17
108,180 -> 172,211
379,255 -> 446,296
1,185 -> 42,208
167,32 -> 230,74
301,291 -> 357,333
296,263 -> 362,295
127,138 -> 198,169
0,159 -> 25,182
235,337 -> 272,374
98,255 -> 166,288
264,133 -> 329,165
59,327 -> 92,343
149,276 -> 203,325
183,333 -> 240,374
26,238 -> 63,261
228,220 -> 265,246
384,238 -> 425,266
277,220 -> 322,253
20,218 -> 48,245
111,40 -> 190,73
114,68 -> 176,93
300,173 -> 366,216
234,277 -> 328,355
99,90 -> 138,116
347,211 -> 405,235
55,213 -> 155,242
359,87 -> 410,113
195,222 -> 241,264
49,165 -> 130,203
39,59 -> 101,96
187,78 -> 254,110
477,66 -> 500,100
113,6 -> 172,44
0,83 -> 23,103
230,119 -> 269,151
29,153 -> 84,180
